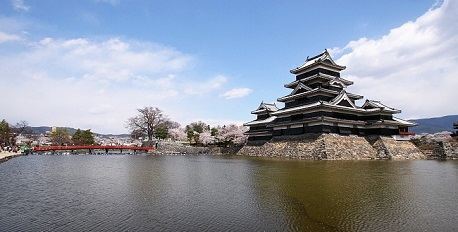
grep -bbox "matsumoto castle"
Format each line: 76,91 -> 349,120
244,50 -> 415,141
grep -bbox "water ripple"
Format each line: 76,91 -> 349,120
0,156 -> 457,231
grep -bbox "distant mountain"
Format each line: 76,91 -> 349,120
411,115 -> 458,134
28,126 -> 129,137
28,126 -> 51,135
29,126 -> 78,135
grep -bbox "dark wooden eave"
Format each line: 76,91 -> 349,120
284,73 -> 353,88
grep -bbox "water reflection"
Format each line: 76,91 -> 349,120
246,159 -> 457,231
0,155 -> 456,231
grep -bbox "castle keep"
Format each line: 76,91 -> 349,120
244,50 -> 415,141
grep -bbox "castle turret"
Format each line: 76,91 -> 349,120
244,102 -> 278,141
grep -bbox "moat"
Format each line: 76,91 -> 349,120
1,155 -> 457,231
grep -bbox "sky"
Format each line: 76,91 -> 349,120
0,0 -> 457,134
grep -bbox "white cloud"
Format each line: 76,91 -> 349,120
184,75 -> 228,95
334,0 -> 458,119
0,36 -> 230,133
11,0 -> 30,12
221,88 -> 253,99
0,31 -> 21,43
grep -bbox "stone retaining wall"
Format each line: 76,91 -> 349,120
372,137 -> 425,159
443,140 -> 458,159
238,134 -> 320,159
411,136 -> 458,159
153,142 -> 242,156
321,134 -> 377,160
237,134 -> 424,160
152,135 -> 458,160
153,142 -> 211,155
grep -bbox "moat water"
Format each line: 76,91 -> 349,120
0,155 -> 457,231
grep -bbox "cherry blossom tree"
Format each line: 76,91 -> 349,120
181,122 -> 247,146
217,124 -> 248,145
169,127 -> 187,141
199,131 -> 216,145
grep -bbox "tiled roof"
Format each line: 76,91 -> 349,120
392,117 -> 416,126
244,116 -> 277,126
290,49 -> 346,74
362,100 -> 401,113
251,102 -> 279,114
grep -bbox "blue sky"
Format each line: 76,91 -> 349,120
1,0 -> 457,134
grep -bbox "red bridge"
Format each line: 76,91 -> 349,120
33,145 -> 155,153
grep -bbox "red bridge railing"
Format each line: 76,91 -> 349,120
33,145 -> 155,152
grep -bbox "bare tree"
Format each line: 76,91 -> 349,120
130,129 -> 144,140
13,120 -> 31,135
126,107 -> 169,141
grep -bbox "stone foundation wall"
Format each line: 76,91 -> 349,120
154,142 -> 212,155
372,137 -> 425,160
153,142 -> 242,156
443,140 -> 458,159
411,135 -> 458,159
321,134 -> 377,160
152,135 -> 458,160
238,134 -> 424,160
238,134 -> 320,159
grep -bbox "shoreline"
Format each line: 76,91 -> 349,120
4,151 -> 458,162
3,133 -> 457,161
0,152 -> 23,163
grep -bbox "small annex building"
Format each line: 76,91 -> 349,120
244,50 -> 416,141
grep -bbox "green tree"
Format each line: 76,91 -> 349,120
185,121 -> 209,144
186,126 -> 194,143
154,125 -> 168,140
72,129 -> 95,145
154,120 -> 180,140
0,119 -> 12,147
50,128 -> 71,145
72,129 -> 82,144
211,127 -> 218,136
